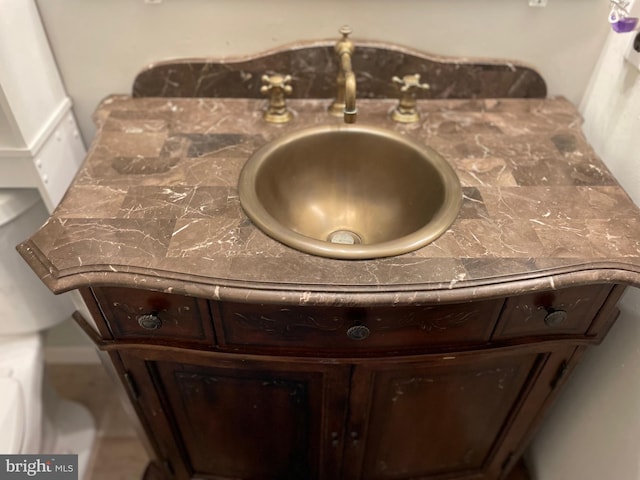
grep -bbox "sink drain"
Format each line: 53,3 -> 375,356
328,230 -> 362,245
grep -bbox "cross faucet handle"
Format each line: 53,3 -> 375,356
260,74 -> 293,95
392,74 -> 430,93
391,74 -> 430,123
260,74 -> 293,124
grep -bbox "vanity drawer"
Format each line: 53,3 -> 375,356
213,299 -> 503,353
93,287 -> 214,344
492,284 -> 613,339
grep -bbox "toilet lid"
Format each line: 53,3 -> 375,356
0,378 -> 24,453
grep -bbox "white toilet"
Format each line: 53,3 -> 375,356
0,189 -> 95,475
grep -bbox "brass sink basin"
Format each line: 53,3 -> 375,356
238,125 -> 462,259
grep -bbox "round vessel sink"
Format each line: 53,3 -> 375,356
238,124 -> 462,259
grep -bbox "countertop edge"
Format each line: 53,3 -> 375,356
18,240 -> 640,305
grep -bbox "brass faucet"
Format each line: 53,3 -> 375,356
391,74 -> 430,123
260,73 -> 293,123
328,26 -> 357,123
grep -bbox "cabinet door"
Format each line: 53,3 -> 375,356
121,351 -> 350,480
344,352 -> 544,480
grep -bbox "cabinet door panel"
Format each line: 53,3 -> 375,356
126,353 -> 349,480
348,353 -> 540,479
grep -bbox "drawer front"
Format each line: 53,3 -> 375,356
493,284 -> 613,339
93,287 -> 214,343
214,300 -> 503,353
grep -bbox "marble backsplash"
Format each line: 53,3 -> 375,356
133,41 -> 547,100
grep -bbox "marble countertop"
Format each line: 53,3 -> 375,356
18,96 -> 640,305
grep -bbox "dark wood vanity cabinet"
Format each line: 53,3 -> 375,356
14,65 -> 638,480
82,283 -> 624,480
341,348 -> 575,480
119,351 -> 350,480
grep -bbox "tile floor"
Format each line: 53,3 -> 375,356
48,364 -> 150,480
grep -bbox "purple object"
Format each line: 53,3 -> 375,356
612,16 -> 639,33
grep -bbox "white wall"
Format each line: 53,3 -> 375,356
529,2 -> 640,477
35,0 -> 609,143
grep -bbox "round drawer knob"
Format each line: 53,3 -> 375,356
137,314 -> 162,330
544,309 -> 568,327
347,325 -> 370,341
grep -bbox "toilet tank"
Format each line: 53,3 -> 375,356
0,189 -> 73,335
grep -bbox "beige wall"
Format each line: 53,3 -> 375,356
36,0 -> 609,143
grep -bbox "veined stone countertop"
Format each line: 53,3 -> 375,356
18,96 -> 640,305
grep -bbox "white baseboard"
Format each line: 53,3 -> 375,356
44,346 -> 101,364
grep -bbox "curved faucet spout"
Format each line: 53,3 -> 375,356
343,67 -> 357,124
329,26 -> 357,123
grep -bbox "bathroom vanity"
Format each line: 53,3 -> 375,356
18,40 -> 640,480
